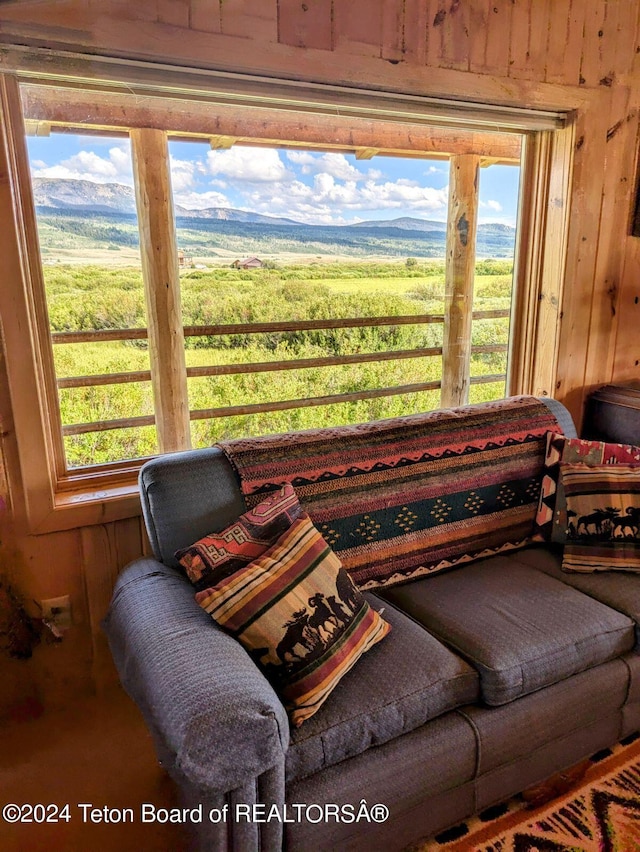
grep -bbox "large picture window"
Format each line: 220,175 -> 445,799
24,110 -> 521,469
0,71 -> 572,532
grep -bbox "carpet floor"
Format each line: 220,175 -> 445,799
420,733 -> 640,852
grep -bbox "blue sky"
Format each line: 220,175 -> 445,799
27,134 -> 520,227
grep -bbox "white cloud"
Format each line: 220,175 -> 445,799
174,189 -> 231,210
481,199 -> 503,212
207,146 -> 291,183
285,150 -> 316,171
108,146 -> 131,174
170,157 -> 196,192
32,145 -> 133,185
286,150 -> 371,182
240,171 -> 450,224
357,179 -> 449,212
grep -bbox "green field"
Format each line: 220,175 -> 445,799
46,260 -> 513,467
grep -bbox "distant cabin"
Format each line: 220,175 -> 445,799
177,249 -> 193,268
231,256 -> 264,269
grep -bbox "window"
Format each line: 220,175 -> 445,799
27,126 -> 520,468
0,71 -> 572,532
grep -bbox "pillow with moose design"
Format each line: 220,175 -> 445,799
195,513 -> 390,727
533,433 -> 640,544
561,463 -> 640,573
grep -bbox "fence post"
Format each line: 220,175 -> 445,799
130,128 -> 191,453
441,154 -> 480,408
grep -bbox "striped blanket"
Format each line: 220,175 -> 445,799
218,397 -> 562,589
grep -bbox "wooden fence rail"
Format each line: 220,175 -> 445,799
56,343 -> 509,388
61,372 -> 507,436
50,309 -> 510,345
54,311 -> 511,436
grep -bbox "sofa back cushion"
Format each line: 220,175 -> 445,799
218,396 -> 564,590
139,446 -> 246,568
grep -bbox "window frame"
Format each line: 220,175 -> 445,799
0,64 -> 576,534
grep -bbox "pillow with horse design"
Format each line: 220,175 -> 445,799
176,483 -> 302,592
195,513 -> 391,727
561,463 -> 640,573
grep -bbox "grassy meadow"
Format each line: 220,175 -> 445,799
45,259 -> 513,467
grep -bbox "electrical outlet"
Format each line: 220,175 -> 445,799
39,595 -> 72,632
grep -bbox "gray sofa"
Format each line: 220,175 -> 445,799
104,397 -> 640,851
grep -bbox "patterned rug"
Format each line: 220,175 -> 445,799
419,734 -> 640,852
218,396 -> 561,589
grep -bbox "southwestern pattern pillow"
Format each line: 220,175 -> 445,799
533,434 -> 640,543
561,463 -> 640,573
175,483 -> 302,592
196,514 -> 390,727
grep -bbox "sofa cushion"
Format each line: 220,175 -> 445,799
175,483 -> 302,591
377,555 -> 635,706
513,545 -> 640,644
285,594 -> 479,781
460,657 -> 631,776
196,515 -> 390,727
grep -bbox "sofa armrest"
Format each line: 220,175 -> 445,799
103,557 -> 290,794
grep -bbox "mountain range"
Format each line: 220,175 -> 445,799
32,178 -> 516,258
32,178 -> 302,225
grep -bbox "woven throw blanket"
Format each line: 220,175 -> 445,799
218,396 -> 562,589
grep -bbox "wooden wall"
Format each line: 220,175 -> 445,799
0,0 -> 639,705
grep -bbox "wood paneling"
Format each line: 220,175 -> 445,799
583,88 -> 638,397
158,0 -> 189,28
483,0 -> 514,79
0,0 -> 635,91
580,3 -> 607,88
435,1 -> 469,73
277,0 -> 332,50
81,518 -> 142,691
614,238 -> 640,379
554,102 -> 609,418
332,0 -> 382,57
400,0 -> 428,65
467,0 -> 492,76
380,0 -> 404,62
221,0 -> 277,42
189,0 -> 221,33
0,0 -> 639,699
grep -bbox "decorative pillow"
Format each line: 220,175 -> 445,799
561,463 -> 640,573
533,434 -> 640,543
195,514 -> 391,727
175,483 -> 302,592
